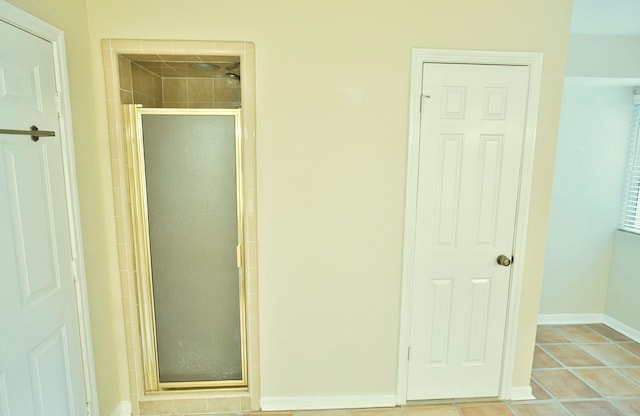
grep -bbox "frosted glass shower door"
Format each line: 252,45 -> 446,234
138,110 -> 245,388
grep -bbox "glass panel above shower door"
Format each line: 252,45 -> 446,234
126,107 -> 246,390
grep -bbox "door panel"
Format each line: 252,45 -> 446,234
0,372 -> 8,416
407,63 -> 529,400
0,23 -> 56,128
141,113 -> 243,385
434,134 -> 463,246
28,328 -> 75,415
5,147 -> 61,306
475,136 -> 503,246
0,20 -> 86,415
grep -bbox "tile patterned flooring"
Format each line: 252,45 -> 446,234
287,325 -> 640,416
526,324 -> 640,415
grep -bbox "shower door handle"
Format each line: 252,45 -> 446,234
236,244 -> 244,269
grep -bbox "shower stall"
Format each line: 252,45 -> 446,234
123,105 -> 246,390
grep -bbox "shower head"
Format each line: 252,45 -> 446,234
189,63 -> 220,72
226,72 -> 240,81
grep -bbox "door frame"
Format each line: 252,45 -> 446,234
397,48 -> 543,403
0,1 -> 99,413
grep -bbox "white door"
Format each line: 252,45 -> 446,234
406,63 -> 529,400
0,20 -> 87,415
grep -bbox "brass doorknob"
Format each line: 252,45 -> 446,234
497,255 -> 511,267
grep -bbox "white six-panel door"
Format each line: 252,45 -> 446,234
406,63 -> 529,400
0,20 -> 87,415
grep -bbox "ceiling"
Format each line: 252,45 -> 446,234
571,0 -> 640,35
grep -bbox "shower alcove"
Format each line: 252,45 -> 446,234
102,39 -> 258,415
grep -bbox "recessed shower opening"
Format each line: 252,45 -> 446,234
119,53 -> 247,391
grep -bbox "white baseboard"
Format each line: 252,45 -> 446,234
509,385 -> 535,401
537,313 -> 640,343
261,395 -> 396,411
110,401 -> 132,416
603,315 -> 640,342
537,313 -> 603,325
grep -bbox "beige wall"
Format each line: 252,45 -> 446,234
10,0 -> 574,410
6,0 -> 130,414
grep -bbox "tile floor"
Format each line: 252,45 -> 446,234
287,324 -> 640,416
526,323 -> 640,415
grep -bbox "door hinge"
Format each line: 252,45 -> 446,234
419,94 -> 431,113
56,91 -> 63,117
71,257 -> 79,282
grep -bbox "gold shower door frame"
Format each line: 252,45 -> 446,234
123,105 -> 247,391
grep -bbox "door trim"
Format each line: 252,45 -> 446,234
0,2 -> 99,414
397,48 -> 543,403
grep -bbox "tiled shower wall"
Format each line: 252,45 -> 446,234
119,56 -> 163,107
163,76 -> 240,108
118,55 -> 241,109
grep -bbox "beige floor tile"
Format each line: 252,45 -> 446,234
245,413 -> 293,416
580,343 -> 640,366
619,367 -> 640,385
587,324 -> 633,342
531,379 -> 551,400
612,399 -> 640,415
543,344 -> 605,367
294,411 -> 351,416
562,400 -> 625,415
574,368 -> 640,397
555,325 -> 608,343
353,408 -> 403,416
536,326 -> 570,344
406,407 -> 460,416
511,403 -> 570,416
533,346 -> 562,369
532,370 -> 600,399
453,400 -> 506,407
458,404 -> 514,416
620,342 -> 640,357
